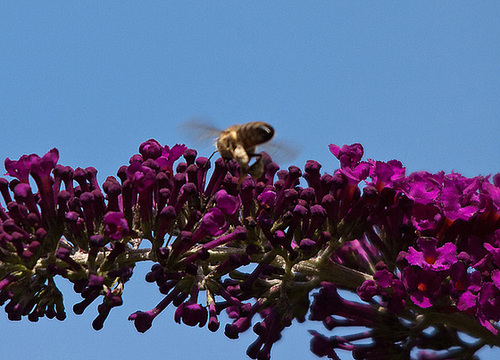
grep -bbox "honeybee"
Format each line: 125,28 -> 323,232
180,120 -> 281,183
216,121 -> 275,182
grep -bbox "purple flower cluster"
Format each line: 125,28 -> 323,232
0,140 -> 499,359
0,148 -> 140,326
310,144 -> 500,359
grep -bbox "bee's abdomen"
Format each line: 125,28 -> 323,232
237,121 -> 275,148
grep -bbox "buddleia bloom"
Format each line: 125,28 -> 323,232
0,138 -> 499,360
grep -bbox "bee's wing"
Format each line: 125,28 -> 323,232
178,118 -> 221,148
260,138 -> 301,164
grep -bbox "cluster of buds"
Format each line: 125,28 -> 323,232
0,140 -> 499,359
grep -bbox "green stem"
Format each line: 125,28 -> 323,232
423,311 -> 500,347
69,247 -> 154,267
293,258 -> 371,290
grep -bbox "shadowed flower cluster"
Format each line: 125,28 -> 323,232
0,140 -> 499,359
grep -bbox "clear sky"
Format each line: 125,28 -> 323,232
1,2 -> 499,360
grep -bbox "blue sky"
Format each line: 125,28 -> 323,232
1,2 -> 499,359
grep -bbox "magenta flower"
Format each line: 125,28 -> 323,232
328,143 -> 364,169
139,139 -> 163,160
458,290 -> 477,312
403,267 -> 443,308
358,268 -> 407,313
367,159 -> 405,190
257,189 -> 276,208
156,144 -> 187,172
441,174 -> 482,221
309,330 -> 341,360
405,237 -> 457,271
4,154 -> 33,183
450,262 -> 481,297
174,302 -> 208,327
402,171 -> 443,204
215,189 -> 241,215
477,282 -> 500,335
128,310 -> 157,333
103,212 -> 129,240
484,241 -> 500,268
194,207 -> 228,239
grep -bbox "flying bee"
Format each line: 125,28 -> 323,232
216,121 -> 275,183
180,119 -> 291,184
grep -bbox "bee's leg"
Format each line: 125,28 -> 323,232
233,145 -> 250,187
233,145 -> 249,170
237,171 -> 247,189
248,152 -> 262,160
206,150 -> 218,163
194,150 -> 219,177
248,157 -> 265,179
